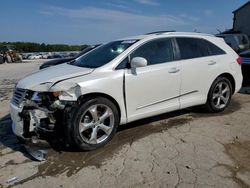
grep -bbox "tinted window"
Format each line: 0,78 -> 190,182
116,57 -> 130,69
75,46 -> 95,58
72,40 -> 138,68
176,38 -> 209,59
130,38 -> 174,66
176,37 -> 225,60
206,40 -> 226,55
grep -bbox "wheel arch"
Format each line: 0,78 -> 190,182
216,73 -> 236,94
77,92 -> 121,120
205,72 -> 235,112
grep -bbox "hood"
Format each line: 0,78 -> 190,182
17,63 -> 93,91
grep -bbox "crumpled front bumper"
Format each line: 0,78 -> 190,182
10,101 -> 47,139
10,102 -> 25,138
10,102 -> 51,161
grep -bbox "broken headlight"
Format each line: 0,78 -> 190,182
30,92 -> 58,107
31,92 -> 42,103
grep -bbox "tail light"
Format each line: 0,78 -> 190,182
236,57 -> 242,65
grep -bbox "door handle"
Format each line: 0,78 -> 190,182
208,61 -> 217,65
168,67 -> 180,73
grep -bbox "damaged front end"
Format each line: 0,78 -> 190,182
10,87 -> 76,160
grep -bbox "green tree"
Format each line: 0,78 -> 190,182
0,42 -> 88,53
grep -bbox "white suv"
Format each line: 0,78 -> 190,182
10,32 -> 243,150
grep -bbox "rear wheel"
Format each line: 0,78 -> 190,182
205,77 -> 232,112
70,97 -> 119,150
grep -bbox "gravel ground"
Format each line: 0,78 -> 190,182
0,62 -> 250,188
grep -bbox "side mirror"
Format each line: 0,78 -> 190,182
130,57 -> 147,68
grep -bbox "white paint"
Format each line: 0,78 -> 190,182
10,32 -> 243,137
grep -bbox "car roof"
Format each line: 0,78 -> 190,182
119,32 -> 215,41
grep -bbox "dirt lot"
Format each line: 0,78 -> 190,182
0,62 -> 250,188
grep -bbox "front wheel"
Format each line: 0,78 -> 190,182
70,97 -> 120,150
205,77 -> 232,112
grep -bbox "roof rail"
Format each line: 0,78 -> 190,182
146,31 -> 176,35
172,32 -> 214,37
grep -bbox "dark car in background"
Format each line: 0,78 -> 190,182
47,54 -> 64,59
216,33 -> 250,53
39,44 -> 101,69
240,50 -> 250,86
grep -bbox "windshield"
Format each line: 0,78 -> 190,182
75,46 -> 97,58
72,40 -> 138,68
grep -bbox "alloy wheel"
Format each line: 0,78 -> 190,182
212,81 -> 230,109
78,104 -> 115,144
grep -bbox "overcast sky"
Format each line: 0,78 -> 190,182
0,0 -> 247,45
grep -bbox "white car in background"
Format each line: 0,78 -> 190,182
28,54 -> 42,60
10,32 -> 242,151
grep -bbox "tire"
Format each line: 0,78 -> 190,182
205,77 -> 232,112
70,97 -> 120,150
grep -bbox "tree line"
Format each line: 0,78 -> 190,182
0,42 -> 88,53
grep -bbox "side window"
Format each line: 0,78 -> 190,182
176,38 -> 210,60
116,57 -> 130,70
205,41 -> 226,55
130,38 -> 174,66
176,37 -> 225,60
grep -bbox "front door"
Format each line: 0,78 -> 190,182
125,38 -> 181,122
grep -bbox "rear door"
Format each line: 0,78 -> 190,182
175,37 -> 226,108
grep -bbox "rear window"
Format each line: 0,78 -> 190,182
176,37 -> 226,60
